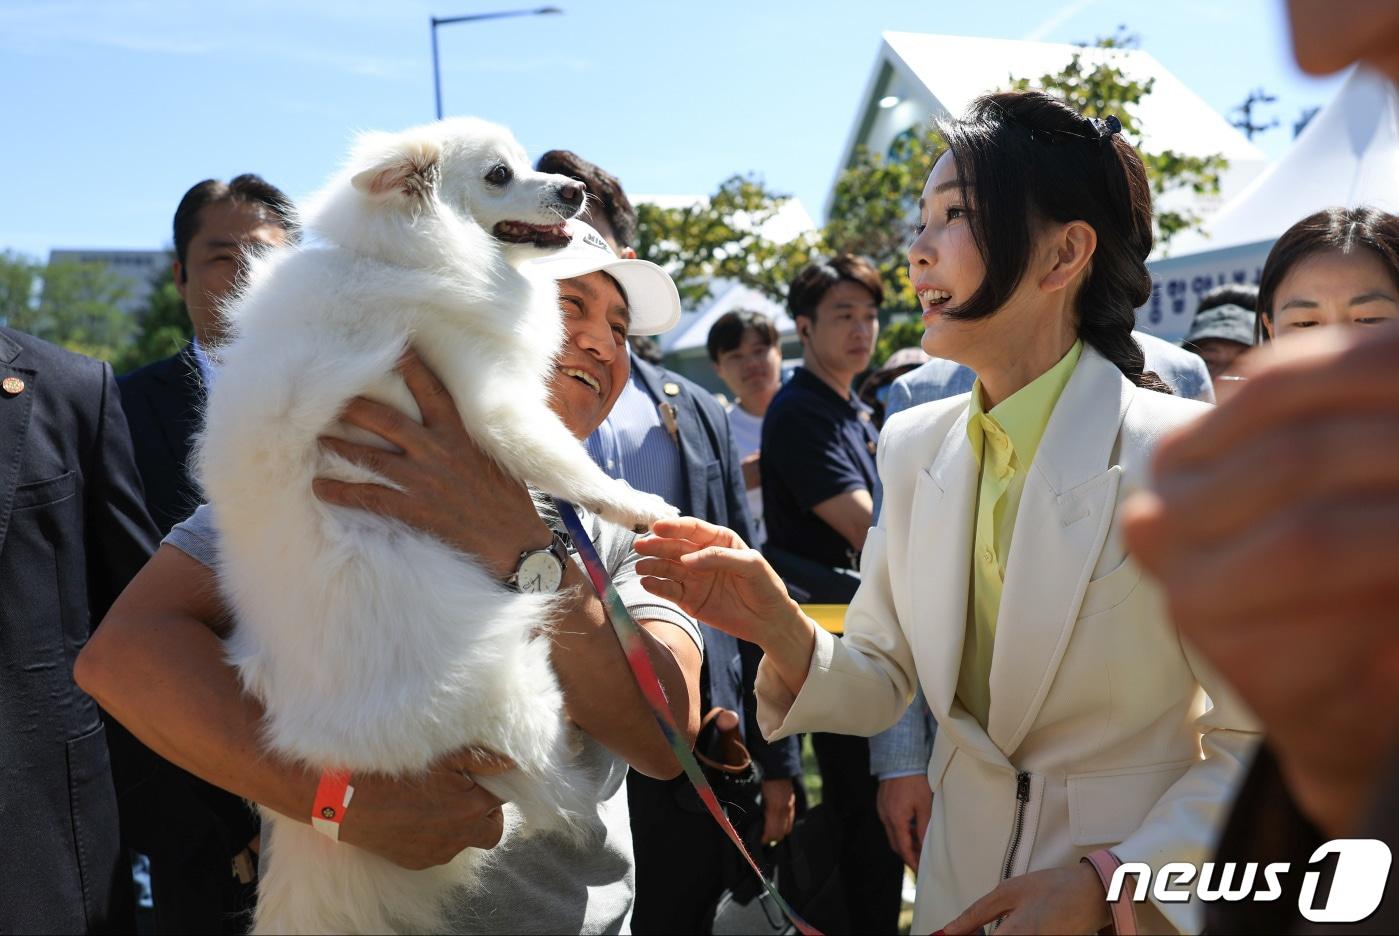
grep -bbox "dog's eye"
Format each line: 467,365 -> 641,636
485,164 -> 512,187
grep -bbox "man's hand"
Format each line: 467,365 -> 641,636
741,452 -> 762,491
876,774 -> 931,871
1122,326 -> 1399,836
759,778 -> 796,845
313,348 -> 550,578
940,863 -> 1109,935
339,748 -> 513,870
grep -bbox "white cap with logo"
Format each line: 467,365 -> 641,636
522,220 -> 682,336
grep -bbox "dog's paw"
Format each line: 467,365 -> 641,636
587,489 -> 679,533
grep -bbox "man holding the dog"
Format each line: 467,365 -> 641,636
78,221 -> 705,934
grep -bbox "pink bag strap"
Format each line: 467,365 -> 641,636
1082,849 -> 1138,936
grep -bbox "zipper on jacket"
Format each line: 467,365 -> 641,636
1000,771 -> 1032,881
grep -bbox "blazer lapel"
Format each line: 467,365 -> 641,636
908,407 -> 978,722
0,332 -> 36,558
984,348 -> 1132,756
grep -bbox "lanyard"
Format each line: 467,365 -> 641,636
554,499 -> 821,936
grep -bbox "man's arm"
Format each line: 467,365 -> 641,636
76,545 -> 511,870
763,405 -> 873,553
548,560 -> 702,779
811,488 -> 874,552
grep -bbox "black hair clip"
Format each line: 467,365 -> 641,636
1092,115 -> 1123,140
1029,114 -> 1123,148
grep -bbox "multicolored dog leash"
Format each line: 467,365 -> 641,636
554,499 -> 821,936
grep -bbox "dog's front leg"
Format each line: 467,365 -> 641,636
479,399 -> 677,531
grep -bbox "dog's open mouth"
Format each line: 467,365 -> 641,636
492,220 -> 571,248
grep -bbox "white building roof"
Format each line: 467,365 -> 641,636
830,32 -> 1269,240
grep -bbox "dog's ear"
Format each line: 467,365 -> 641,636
351,138 -> 442,202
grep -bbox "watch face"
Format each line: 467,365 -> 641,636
518,550 -> 564,593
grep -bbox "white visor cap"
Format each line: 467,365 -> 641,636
521,220 -> 682,336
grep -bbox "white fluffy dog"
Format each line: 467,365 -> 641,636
196,118 -> 676,934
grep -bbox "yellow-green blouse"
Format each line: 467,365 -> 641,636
956,340 -> 1083,728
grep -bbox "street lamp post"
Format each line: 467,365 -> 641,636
431,7 -> 563,119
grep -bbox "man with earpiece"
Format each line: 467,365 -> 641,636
759,254 -> 905,934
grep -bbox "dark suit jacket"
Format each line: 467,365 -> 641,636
118,347 -> 260,933
0,327 -> 159,934
629,358 -> 802,781
117,347 -> 204,536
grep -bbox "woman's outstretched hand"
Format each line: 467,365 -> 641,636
635,517 -> 817,697
634,517 -> 792,644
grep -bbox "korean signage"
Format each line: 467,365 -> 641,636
1139,239 -> 1273,344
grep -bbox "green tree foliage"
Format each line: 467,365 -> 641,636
115,267 -> 192,373
1,254 -> 135,361
634,175 -> 820,307
1009,29 -> 1228,248
0,251 -> 39,327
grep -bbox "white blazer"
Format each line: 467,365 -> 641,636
756,346 -> 1259,934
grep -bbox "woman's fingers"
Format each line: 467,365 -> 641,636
396,347 -> 460,431
633,536 -> 708,561
634,557 -> 687,582
941,881 -> 1016,935
639,576 -> 684,605
649,515 -> 747,550
682,545 -> 768,578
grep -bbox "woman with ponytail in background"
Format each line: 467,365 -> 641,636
635,90 -> 1258,934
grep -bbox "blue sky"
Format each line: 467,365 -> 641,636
1,0 -> 1342,259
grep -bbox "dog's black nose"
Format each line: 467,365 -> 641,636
557,181 -> 585,208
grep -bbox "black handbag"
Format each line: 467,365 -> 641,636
711,803 -> 850,936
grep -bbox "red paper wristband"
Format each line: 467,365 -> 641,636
311,769 -> 355,841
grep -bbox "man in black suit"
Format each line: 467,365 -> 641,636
116,175 -> 293,933
537,149 -> 803,933
0,326 -> 160,933
119,174 -> 294,534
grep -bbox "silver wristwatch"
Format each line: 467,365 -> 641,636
504,529 -> 572,594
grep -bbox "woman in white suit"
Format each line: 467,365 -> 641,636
636,91 -> 1258,935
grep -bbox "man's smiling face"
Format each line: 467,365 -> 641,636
551,271 -> 632,439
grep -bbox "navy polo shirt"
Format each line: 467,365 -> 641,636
760,367 -> 881,570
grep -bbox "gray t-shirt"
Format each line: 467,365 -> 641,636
166,502 -> 700,935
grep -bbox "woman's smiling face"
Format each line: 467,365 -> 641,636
1268,247 -> 1399,338
907,152 -> 987,361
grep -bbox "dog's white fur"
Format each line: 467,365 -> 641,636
196,117 -> 676,934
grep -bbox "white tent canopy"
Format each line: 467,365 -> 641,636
1170,68 -> 1399,254
1142,68 -> 1399,342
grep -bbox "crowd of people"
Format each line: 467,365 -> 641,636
4,1 -> 1399,933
